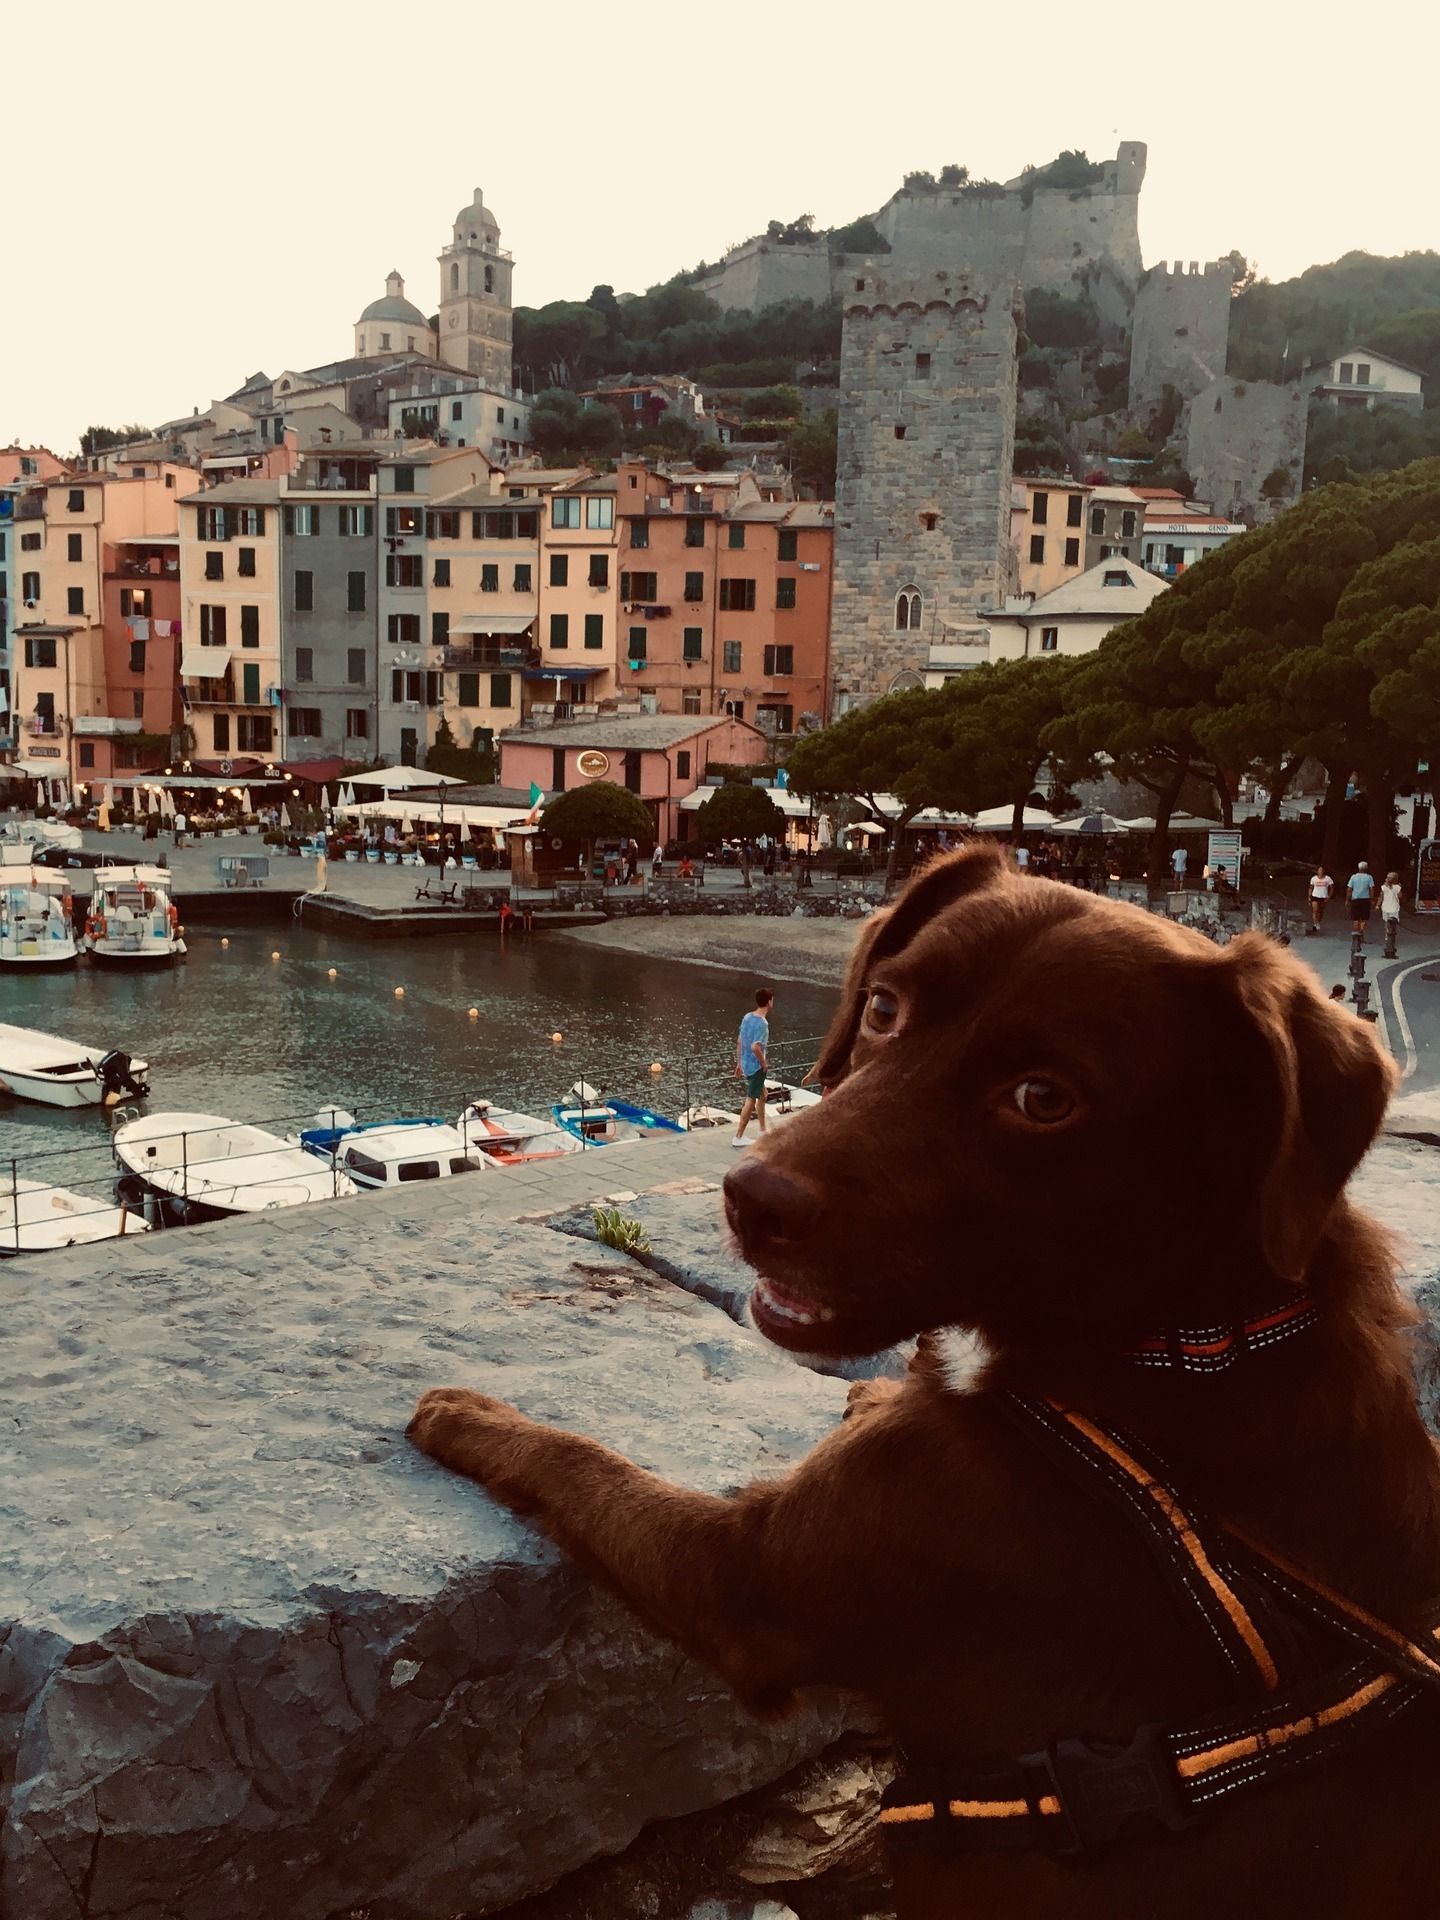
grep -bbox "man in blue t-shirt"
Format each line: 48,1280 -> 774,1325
733,988 -> 773,1147
1346,861 -> 1376,939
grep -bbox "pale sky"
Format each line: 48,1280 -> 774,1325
7,0 -> 1437,452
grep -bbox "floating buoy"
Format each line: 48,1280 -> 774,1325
327,968 -> 338,980
551,1030 -> 563,1044
270,950 -> 281,961
394,986 -> 406,998
649,1061 -> 663,1074
467,1007 -> 479,1019
220,937 -> 230,948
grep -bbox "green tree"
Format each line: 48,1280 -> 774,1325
787,688 -> 953,883
932,660 -> 1081,838
424,716 -> 494,785
694,782 -> 782,851
541,782 -> 654,858
1023,288 -> 1100,350
784,410 -> 837,495
742,385 -> 803,421
528,388 -> 587,461
831,216 -> 890,255
648,414 -> 701,457
512,301 -> 608,385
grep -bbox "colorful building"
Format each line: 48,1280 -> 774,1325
1011,477 -> 1090,597
178,477 -> 284,769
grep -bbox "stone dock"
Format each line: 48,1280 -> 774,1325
3,1127 -> 1440,1920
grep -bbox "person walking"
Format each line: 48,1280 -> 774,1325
1381,870 -> 1402,942
1170,844 -> 1188,888
733,988 -> 773,1148
651,842 -> 663,878
1346,860 -> 1376,940
1308,865 -> 1334,934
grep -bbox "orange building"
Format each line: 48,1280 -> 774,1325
613,461 -> 832,740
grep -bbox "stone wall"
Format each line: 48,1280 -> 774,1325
1182,377 -> 1308,525
830,271 -> 1019,707
1128,260 -> 1233,414
694,240 -> 834,313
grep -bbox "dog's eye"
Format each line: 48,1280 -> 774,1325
1011,1079 -> 1075,1124
864,988 -> 900,1033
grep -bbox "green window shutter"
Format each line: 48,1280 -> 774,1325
242,663 -> 260,704
432,611 -> 450,646
584,613 -> 603,650
458,673 -> 480,707
550,613 -> 569,649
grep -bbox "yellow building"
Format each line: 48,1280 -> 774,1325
178,478 -> 283,765
534,471 -> 619,717
422,474 -> 540,753
1013,478 -> 1091,598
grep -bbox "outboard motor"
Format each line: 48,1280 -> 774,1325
97,1050 -> 148,1102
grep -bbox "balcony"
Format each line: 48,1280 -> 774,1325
440,643 -> 536,671
72,716 -> 143,737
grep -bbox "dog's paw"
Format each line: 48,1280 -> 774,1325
843,1377 -> 903,1425
407,1388 -> 541,1510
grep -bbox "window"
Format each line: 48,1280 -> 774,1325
585,497 -> 614,530
450,263 -> 459,291
289,707 -> 323,738
347,648 -> 366,685
451,401 -> 463,423
66,586 -> 85,615
915,351 -> 931,378
894,588 -> 922,632
387,613 -> 421,645
238,547 -> 256,578
427,510 -> 460,540
285,505 -> 318,536
684,571 -> 704,602
1103,569 -> 1130,587
432,558 -> 451,587
200,505 -> 228,541
685,518 -> 706,548
338,505 -> 373,537
1040,627 -> 1059,652
129,640 -> 145,674
391,669 -> 426,704
1090,506 -> 1105,536
777,529 -> 797,561
921,513 -> 939,531
380,332 -> 392,350
131,693 -> 145,719
392,466 -> 416,493
346,709 -> 369,740
1032,492 -> 1049,526
629,520 -> 650,549
589,554 -> 609,588
1063,538 -> 1080,567
513,562 -> 532,593
431,610 -> 450,647
621,571 -> 658,601
723,640 -> 742,674
551,746 -> 566,792
20,532 -> 40,550
682,690 -> 702,715
457,672 -> 480,707
212,715 -> 230,751
385,554 -> 422,587
1067,494 -> 1083,528
763,644 -> 794,676
241,663 -> 261,706
549,613 -> 569,649
294,646 -> 314,682
66,533 -> 82,562
201,605 -> 227,646
775,578 -> 796,609
67,488 -> 85,512
478,563 -> 498,593
348,571 -> 367,611
626,627 -> 647,663
676,749 -> 692,779
728,524 -> 746,550
584,613 -> 604,650
490,673 -> 513,708
551,497 -> 581,529
1120,509 -> 1137,539
894,424 -> 906,439
24,636 -> 56,669
549,553 -> 568,587
1029,535 -> 1045,564
289,570 -> 312,614
718,578 -> 755,611
1338,362 -> 1353,384
683,628 -> 703,662
205,551 -> 224,581
241,604 -> 260,647
21,569 -> 40,602
236,509 -> 263,537
78,743 -> 95,769
485,265 -> 494,292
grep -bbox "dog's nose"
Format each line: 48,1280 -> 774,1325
724,1158 -> 822,1252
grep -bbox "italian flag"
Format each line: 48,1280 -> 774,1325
526,781 -> 545,824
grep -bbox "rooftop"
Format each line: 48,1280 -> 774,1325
502,713 -> 744,751
996,556 -> 1170,619
189,478 -> 283,505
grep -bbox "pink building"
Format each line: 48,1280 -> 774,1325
0,448 -> 67,488
499,712 -> 767,843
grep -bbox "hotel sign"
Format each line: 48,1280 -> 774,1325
576,750 -> 610,779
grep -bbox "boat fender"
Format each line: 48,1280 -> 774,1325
167,902 -> 179,930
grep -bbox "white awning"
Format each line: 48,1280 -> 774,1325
679,784 -> 812,818
346,765 -> 464,790
180,645 -> 228,677
451,613 -> 536,635
342,799 -> 528,829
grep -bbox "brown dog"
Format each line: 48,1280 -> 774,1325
410,845 -> 1440,1916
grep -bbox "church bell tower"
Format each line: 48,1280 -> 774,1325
438,188 -> 514,390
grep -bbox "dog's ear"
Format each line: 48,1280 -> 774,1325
1221,934 -> 1397,1283
815,843 -> 1007,1085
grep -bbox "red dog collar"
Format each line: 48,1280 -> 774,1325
1130,1295 -> 1318,1374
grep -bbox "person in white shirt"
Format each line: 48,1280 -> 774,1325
1381,872 -> 1402,925
1346,861 -> 1376,939
1171,845 -> 1187,886
1014,844 -> 1030,869
1307,865 -> 1334,935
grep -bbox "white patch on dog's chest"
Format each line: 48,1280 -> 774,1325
932,1327 -> 992,1395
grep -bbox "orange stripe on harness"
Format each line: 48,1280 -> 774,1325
1228,1530 -> 1440,1689
1177,1673 -> 1398,1780
1055,1407 -> 1280,1692
879,1794 -> 1063,1826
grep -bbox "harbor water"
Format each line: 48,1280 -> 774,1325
0,923 -> 838,1205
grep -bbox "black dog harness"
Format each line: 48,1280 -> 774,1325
880,1319 -> 1440,1858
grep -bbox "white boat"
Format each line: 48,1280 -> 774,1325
679,1080 -> 823,1132
113,1110 -> 358,1223
0,1178 -> 150,1256
0,868 -> 80,967
0,1024 -> 149,1108
458,1099 -> 583,1166
297,1109 -> 491,1189
82,865 -> 186,963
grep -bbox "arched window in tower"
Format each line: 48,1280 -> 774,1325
895,588 -> 922,632
450,263 -> 459,292
484,265 -> 494,293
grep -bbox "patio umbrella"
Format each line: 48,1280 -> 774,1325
280,802 -> 292,830
340,781 -> 356,810
160,787 -> 176,820
103,784 -> 116,808
400,811 -> 414,836
242,787 -> 253,814
1050,812 -> 1129,835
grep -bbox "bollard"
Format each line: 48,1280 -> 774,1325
1353,976 -> 1372,1018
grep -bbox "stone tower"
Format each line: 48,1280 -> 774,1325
438,188 -> 514,388
830,268 -> 1020,709
1128,259 -> 1233,415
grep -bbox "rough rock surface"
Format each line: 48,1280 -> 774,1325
1356,1137 -> 1440,1434
0,1161 -> 854,1920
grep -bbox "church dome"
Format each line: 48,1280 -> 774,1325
358,271 -> 426,327
453,188 -> 500,241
